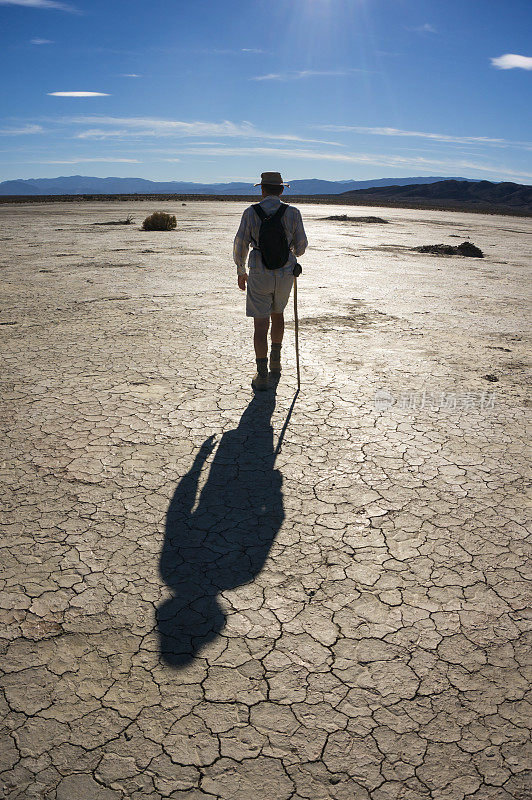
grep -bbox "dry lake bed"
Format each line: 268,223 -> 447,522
0,200 -> 531,799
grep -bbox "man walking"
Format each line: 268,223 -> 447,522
233,171 -> 308,391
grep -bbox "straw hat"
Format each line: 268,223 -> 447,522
254,171 -> 290,187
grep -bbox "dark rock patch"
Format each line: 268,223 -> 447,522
92,215 -> 134,226
321,214 -> 388,223
415,241 -> 484,257
292,302 -> 396,332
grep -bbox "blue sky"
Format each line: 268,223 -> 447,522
0,0 -> 531,184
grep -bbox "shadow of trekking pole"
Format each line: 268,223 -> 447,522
274,389 -> 299,457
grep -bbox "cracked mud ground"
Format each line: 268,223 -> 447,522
0,201 -> 530,800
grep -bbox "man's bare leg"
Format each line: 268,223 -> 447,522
270,312 -> 284,345
253,317 -> 269,358
269,312 -> 284,375
252,317 -> 270,390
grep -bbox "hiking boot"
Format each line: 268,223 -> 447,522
252,358 -> 268,391
269,344 -> 282,380
252,371 -> 269,391
268,366 -> 281,388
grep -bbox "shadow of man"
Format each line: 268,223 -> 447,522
157,393 -> 284,667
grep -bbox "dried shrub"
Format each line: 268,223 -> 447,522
142,211 -> 177,231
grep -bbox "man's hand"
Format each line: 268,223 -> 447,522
238,274 -> 247,291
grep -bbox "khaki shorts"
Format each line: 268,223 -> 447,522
246,265 -> 294,318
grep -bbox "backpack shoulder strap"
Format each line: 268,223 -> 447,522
272,203 -> 289,221
252,203 -> 267,221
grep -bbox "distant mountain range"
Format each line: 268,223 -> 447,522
1,175 -> 529,214
0,174 -> 478,196
338,179 -> 532,215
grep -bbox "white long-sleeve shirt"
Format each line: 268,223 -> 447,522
233,196 -> 308,276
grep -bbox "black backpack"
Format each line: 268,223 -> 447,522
252,203 -> 290,269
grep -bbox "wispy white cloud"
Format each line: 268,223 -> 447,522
48,91 -> 110,97
406,23 -> 437,33
252,69 -> 364,81
195,46 -> 268,55
491,53 -> 532,70
70,118 -> 260,138
120,73 -> 141,78
68,116 -> 341,145
30,37 -> 53,44
75,128 -> 133,138
0,123 -> 43,135
0,0 -> 78,11
176,144 -> 532,180
44,157 -> 141,163
177,145 -> 434,165
181,145 -> 358,161
314,125 -> 532,150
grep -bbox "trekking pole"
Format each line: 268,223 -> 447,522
293,273 -> 301,390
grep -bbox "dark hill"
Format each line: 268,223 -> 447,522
338,180 -> 532,215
